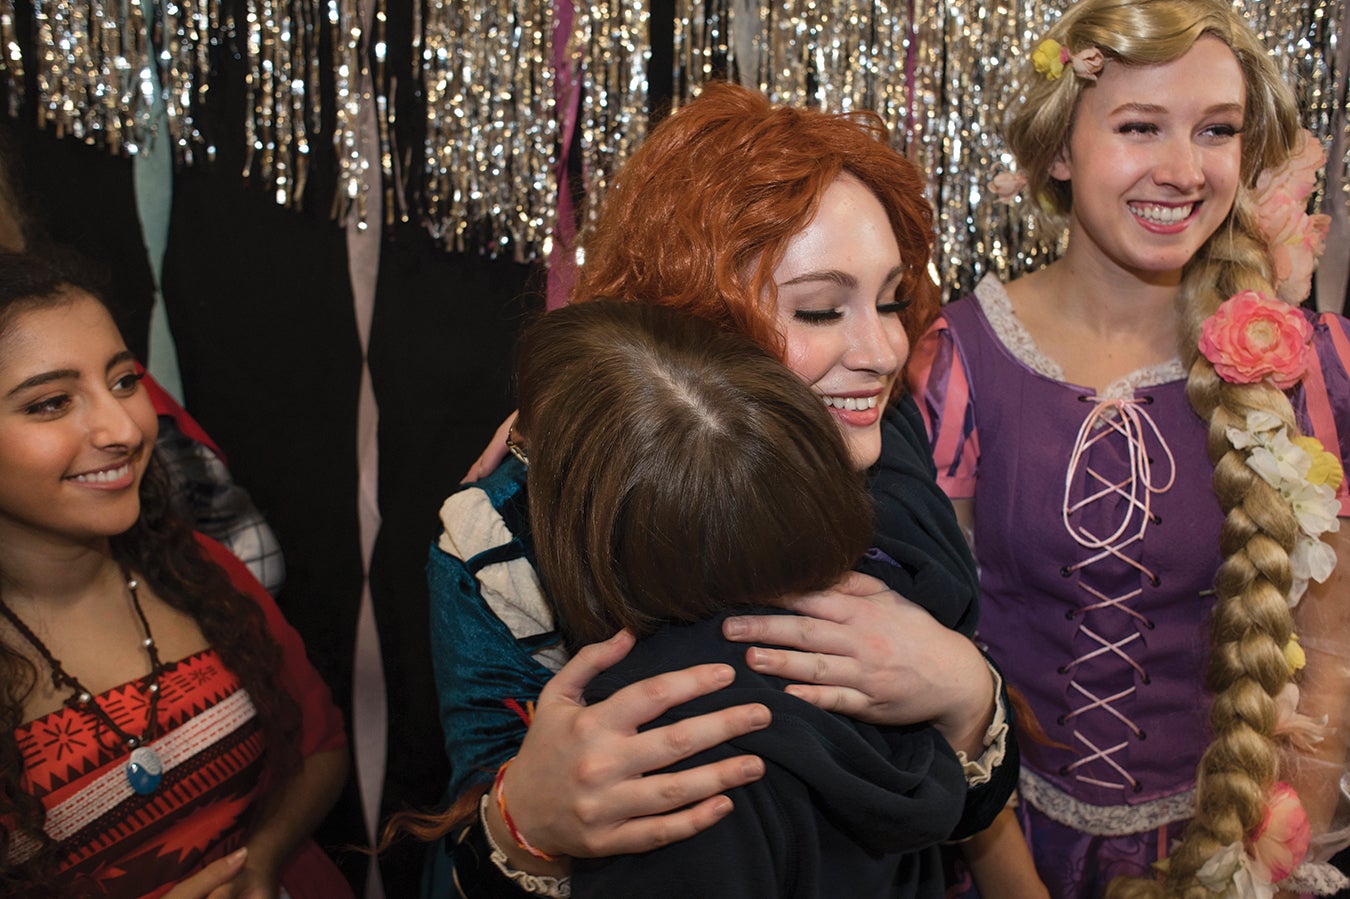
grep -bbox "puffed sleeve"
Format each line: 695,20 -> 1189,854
428,461 -> 564,801
195,533 -> 346,756
905,314 -> 980,501
1297,311 -> 1350,516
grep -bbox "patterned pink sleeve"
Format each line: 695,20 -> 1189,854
905,314 -> 980,500
1298,312 -> 1350,517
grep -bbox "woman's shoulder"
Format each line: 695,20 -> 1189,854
435,457 -> 530,562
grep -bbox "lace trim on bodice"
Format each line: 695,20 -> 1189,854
1019,767 -> 1194,836
972,275 -> 1187,400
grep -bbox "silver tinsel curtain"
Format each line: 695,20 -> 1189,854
0,0 -> 1343,294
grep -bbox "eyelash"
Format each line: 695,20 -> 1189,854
22,372 -> 144,416
794,296 -> 912,324
24,395 -> 71,416
878,298 -> 914,316
1117,122 -> 1241,139
113,371 -> 146,393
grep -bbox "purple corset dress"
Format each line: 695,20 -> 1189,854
912,277 -> 1350,897
918,279 -> 1223,895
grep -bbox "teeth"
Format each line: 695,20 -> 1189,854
1131,203 -> 1193,224
821,395 -> 879,412
71,463 -> 129,484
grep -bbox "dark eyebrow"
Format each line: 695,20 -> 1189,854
779,265 -> 905,288
6,350 -> 137,398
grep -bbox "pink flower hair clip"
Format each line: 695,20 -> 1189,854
989,170 -> 1028,205
1253,129 -> 1332,304
1032,39 -> 1105,81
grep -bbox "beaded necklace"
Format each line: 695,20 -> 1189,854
0,572 -> 167,795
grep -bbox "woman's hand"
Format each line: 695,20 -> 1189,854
160,849 -> 249,899
204,864 -> 277,899
461,412 -> 517,483
722,571 -> 995,757
498,629 -> 771,863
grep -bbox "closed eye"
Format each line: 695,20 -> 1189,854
794,308 -> 843,324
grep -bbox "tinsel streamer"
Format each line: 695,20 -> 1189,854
329,0 -> 375,228
568,0 -> 648,246
919,0 -> 1067,298
29,0 -> 154,153
240,0 -> 323,210
420,0 -> 558,258
670,0 -> 1344,301
1,1 -> 1342,282
157,0 -> 218,165
0,0 -> 23,117
673,0 -> 729,97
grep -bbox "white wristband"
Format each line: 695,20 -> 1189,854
479,794 -> 572,898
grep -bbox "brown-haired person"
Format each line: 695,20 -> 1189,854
498,299 -> 957,895
426,82 -> 1016,898
0,251 -> 351,899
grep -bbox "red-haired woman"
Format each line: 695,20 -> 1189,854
426,83 -> 1016,898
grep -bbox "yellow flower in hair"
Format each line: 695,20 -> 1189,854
1293,435 -> 1344,490
1033,39 -> 1067,80
1284,633 -> 1306,674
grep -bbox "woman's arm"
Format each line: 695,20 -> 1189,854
208,749 -> 350,898
961,806 -> 1049,899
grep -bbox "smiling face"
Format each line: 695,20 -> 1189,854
1051,35 -> 1245,280
0,291 -> 156,549
772,173 -> 909,470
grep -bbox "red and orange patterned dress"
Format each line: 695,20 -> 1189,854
13,536 -> 350,899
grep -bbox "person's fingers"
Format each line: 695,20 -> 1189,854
782,683 -> 871,718
741,645 -> 864,688
588,663 -> 759,733
162,849 -> 247,899
578,793 -> 747,857
721,610 -> 858,656
598,753 -> 766,822
541,630 -> 639,704
830,569 -> 891,596
597,702 -> 771,780
460,412 -> 518,483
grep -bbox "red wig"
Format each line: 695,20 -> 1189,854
573,82 -> 939,352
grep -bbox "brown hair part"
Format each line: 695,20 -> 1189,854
516,300 -> 873,650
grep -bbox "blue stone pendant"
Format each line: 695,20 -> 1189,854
126,746 -> 164,795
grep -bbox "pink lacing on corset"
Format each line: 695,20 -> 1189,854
1057,395 -> 1176,794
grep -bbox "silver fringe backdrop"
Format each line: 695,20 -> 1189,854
0,0 -> 1342,290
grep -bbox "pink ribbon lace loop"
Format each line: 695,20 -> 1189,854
1062,396 -> 1176,550
1057,394 -> 1176,794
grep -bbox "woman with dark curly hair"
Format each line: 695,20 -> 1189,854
0,251 -> 351,899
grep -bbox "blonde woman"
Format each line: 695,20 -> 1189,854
908,0 -> 1350,895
